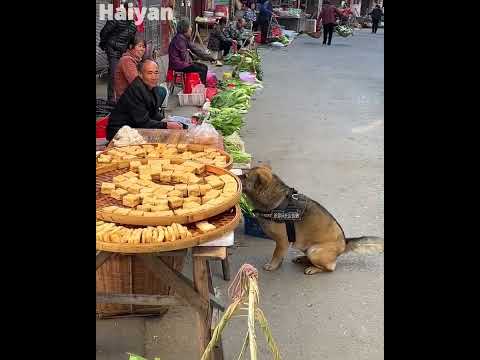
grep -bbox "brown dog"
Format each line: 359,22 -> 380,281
240,165 -> 383,275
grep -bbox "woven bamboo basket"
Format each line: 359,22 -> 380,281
96,165 -> 242,226
97,205 -> 241,253
96,254 -> 185,318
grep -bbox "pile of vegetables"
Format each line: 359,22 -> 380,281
335,25 -> 354,37
224,49 -> 263,81
207,107 -> 245,136
240,194 -> 255,217
211,88 -> 251,112
223,132 -> 251,164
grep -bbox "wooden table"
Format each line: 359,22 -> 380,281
97,131 -> 230,359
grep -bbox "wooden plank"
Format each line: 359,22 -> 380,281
96,251 -> 113,270
193,257 -> 213,359
156,249 -> 188,257
138,254 -> 208,315
192,247 -> 227,260
96,293 -> 185,306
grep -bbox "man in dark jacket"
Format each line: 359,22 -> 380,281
369,5 -> 383,34
99,1 -> 137,102
107,59 -> 182,140
318,0 -> 341,46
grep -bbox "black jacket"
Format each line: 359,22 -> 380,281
369,8 -> 383,21
99,20 -> 137,58
107,77 -> 167,140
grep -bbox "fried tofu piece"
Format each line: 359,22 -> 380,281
101,182 -> 116,195
123,171 -> 139,178
129,210 -> 144,217
183,161 -> 206,175
111,188 -> 129,200
137,204 -> 153,212
202,189 -> 221,203
168,196 -> 184,209
129,160 -> 142,171
198,158 -> 215,165
174,184 -> 188,197
205,175 -> 224,189
219,174 -> 236,184
223,183 -> 237,193
151,199 -> 170,211
160,170 -> 173,183
199,184 -> 213,196
123,194 -> 141,207
101,206 -> 119,213
97,154 -> 112,163
186,173 -> 203,185
195,221 -> 217,233
113,175 -> 127,184
167,190 -> 183,198
127,183 -> 142,194
171,171 -> 187,183
177,143 -> 188,152
184,196 -> 201,204
187,184 -> 201,197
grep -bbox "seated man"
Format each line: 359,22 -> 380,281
226,17 -> 254,49
168,19 -> 214,85
107,59 -> 182,141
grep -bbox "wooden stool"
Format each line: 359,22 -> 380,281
193,246 -> 231,281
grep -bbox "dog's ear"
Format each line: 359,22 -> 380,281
254,166 -> 273,186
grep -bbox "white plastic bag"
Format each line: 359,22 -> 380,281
187,122 -> 219,145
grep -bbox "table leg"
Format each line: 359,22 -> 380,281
193,257 -> 213,359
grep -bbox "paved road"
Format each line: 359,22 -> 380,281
218,28 -> 384,360
96,28 -> 384,360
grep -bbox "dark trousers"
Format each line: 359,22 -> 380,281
182,62 -> 208,85
372,19 -> 379,33
323,23 -> 335,45
220,39 -> 233,56
260,18 -> 270,44
106,49 -> 120,103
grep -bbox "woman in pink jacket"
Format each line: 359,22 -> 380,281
114,35 -> 146,101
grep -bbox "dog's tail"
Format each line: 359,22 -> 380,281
344,236 -> 384,255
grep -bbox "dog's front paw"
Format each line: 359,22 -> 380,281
263,263 -> 279,271
304,266 -> 323,275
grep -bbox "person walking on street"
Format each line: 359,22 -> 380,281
99,0 -> 137,103
318,0 -> 342,46
369,5 -> 383,34
258,0 -> 273,44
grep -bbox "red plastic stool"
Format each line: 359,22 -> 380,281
167,69 -> 185,95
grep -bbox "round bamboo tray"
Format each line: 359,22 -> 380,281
96,143 -> 233,170
96,205 -> 241,253
96,165 -> 242,226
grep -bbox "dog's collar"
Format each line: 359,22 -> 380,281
254,188 -> 307,243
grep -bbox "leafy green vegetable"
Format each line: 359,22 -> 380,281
240,194 -> 255,217
207,107 -> 245,136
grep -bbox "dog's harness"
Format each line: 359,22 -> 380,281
254,188 -> 308,243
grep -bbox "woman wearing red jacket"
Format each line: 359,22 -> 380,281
318,0 -> 342,46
